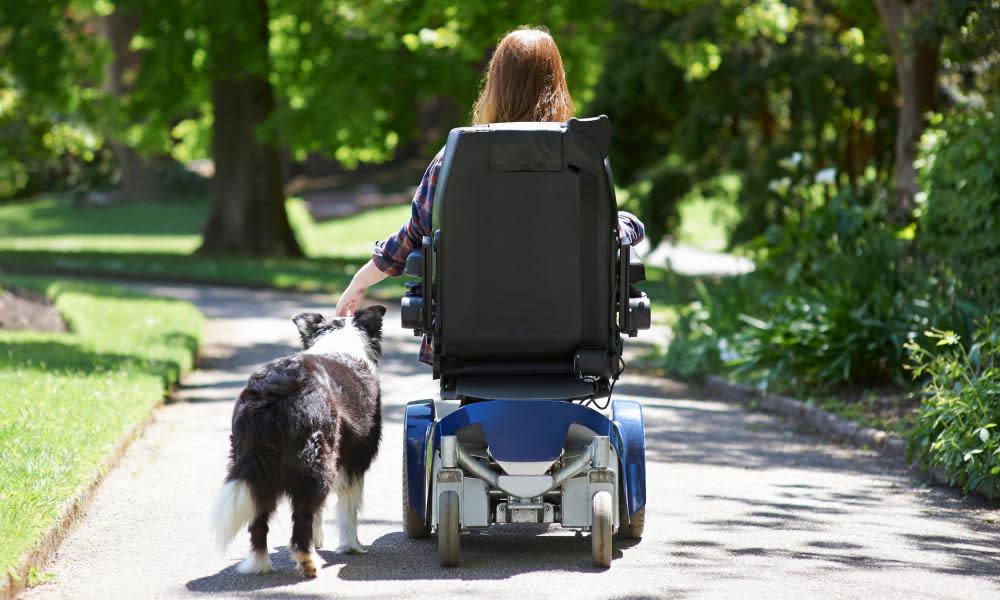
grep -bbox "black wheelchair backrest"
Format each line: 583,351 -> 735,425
429,116 -> 619,382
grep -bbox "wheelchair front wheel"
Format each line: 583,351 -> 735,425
438,491 -> 460,567
591,491 -> 613,567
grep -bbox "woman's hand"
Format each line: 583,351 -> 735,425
335,260 -> 391,317
335,282 -> 366,317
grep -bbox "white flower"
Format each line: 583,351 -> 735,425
815,167 -> 837,184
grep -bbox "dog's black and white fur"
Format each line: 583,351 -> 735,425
211,306 -> 386,578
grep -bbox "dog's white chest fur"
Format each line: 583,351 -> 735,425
302,319 -> 378,372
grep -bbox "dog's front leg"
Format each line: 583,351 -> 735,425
334,471 -> 368,554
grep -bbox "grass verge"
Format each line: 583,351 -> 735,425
0,274 -> 203,588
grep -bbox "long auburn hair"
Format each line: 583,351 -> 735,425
472,26 -> 574,124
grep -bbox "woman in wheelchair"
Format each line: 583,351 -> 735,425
334,25 -> 645,340
333,27 -> 650,568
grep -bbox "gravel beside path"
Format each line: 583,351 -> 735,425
24,283 -> 1000,600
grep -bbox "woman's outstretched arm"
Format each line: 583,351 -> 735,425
335,260 -> 388,316
334,152 -> 443,317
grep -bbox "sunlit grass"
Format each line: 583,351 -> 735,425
0,195 -> 411,299
0,275 -> 202,578
289,199 -> 411,258
0,196 -> 410,258
674,176 -> 741,252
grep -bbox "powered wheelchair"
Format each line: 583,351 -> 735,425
399,116 -> 651,567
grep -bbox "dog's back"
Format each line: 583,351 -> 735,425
227,353 -> 381,486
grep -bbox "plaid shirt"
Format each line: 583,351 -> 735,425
372,150 -> 646,364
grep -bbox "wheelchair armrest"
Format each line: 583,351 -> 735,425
400,237 -> 433,335
404,248 -> 423,278
629,246 -> 646,283
619,242 -> 651,337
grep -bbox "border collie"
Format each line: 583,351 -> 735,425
211,306 -> 386,578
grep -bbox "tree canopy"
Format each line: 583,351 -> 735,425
2,0 -> 997,253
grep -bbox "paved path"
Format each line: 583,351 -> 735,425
26,284 -> 1000,600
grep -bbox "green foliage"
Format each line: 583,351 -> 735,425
735,192 -> 928,385
918,98 -> 1000,314
737,188 -> 932,388
662,277 -> 750,380
126,0 -> 610,165
591,0 -> 896,242
907,321 -> 1000,497
662,181 -> 973,389
0,1 -> 114,200
0,275 -> 202,576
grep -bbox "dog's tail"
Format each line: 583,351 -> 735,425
211,478 -> 256,553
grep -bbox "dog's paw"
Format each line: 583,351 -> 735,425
236,551 -> 274,575
292,551 -> 319,578
334,542 -> 369,555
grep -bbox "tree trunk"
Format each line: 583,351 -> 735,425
198,0 -> 302,257
103,9 -> 160,200
874,0 -> 940,224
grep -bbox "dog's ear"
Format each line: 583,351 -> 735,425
292,312 -> 325,347
353,305 -> 387,336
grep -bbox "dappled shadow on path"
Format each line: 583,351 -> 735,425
336,528 -> 626,582
186,532 -> 637,594
625,377 -> 1000,586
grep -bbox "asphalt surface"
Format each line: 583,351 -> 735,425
25,284 -> 1000,600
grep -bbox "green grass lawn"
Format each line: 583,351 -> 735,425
673,176 -> 741,253
0,275 -> 203,581
0,193 -> 696,313
0,196 -> 410,299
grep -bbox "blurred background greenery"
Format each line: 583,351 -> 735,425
1,1 -> 999,492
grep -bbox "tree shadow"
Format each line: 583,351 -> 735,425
186,530 -> 630,593
0,339 -> 182,380
336,529 -> 626,581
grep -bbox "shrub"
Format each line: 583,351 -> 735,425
919,99 -> 1000,314
661,134 -> 992,391
663,301 -> 724,380
662,276 -> 760,381
906,320 -> 1000,497
728,190 -> 938,388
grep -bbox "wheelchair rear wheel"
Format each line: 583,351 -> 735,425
438,491 -> 460,567
591,491 -> 613,567
402,448 -> 430,538
617,487 -> 645,539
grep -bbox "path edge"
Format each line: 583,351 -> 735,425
1,399 -> 165,600
703,375 -> 998,501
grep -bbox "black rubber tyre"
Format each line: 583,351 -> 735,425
402,448 -> 431,539
438,491 -> 460,567
591,491 -> 613,567
617,504 -> 645,539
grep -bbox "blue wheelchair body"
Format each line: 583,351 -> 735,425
399,116 -> 650,567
